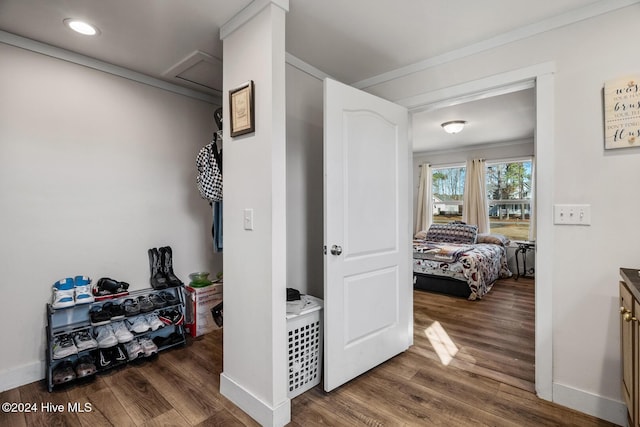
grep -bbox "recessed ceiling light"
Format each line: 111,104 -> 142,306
64,19 -> 99,36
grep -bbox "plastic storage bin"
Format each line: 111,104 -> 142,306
286,295 -> 323,398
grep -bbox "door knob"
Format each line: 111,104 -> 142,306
330,245 -> 343,255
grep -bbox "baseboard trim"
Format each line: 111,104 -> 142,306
0,361 -> 44,393
220,373 -> 291,427
552,382 -> 626,426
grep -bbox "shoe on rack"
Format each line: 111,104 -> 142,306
127,316 -> 151,334
74,276 -> 94,305
148,248 -> 169,290
160,246 -> 184,287
74,355 -> 97,378
159,309 -> 184,326
89,305 -> 111,326
91,348 -> 112,372
52,361 -> 76,385
124,339 -> 144,361
73,330 -> 98,351
152,332 -> 183,349
102,301 -> 125,321
52,278 -> 75,309
149,293 -> 167,309
138,337 -> 158,357
92,277 -> 130,301
145,313 -> 165,332
94,325 -> 118,349
122,298 -> 140,317
108,344 -> 128,366
52,334 -> 78,359
111,321 -> 134,343
159,290 -> 178,306
137,295 -> 154,313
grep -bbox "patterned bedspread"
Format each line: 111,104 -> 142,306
413,240 -> 512,300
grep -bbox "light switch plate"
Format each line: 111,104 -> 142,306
243,208 -> 254,230
553,204 -> 591,225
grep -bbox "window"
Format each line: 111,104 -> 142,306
486,159 -> 532,241
431,165 -> 465,224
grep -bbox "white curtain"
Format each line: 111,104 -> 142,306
462,159 -> 489,233
528,157 -> 536,241
415,163 -> 432,234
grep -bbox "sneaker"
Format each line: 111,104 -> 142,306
109,344 -> 128,365
137,295 -> 154,313
111,321 -> 134,343
149,293 -> 167,309
103,301 -> 125,320
159,309 -> 184,326
145,313 -> 165,332
92,277 -> 130,301
52,361 -> 76,385
159,290 -> 179,306
94,325 -> 118,348
52,278 -> 75,309
138,337 -> 158,357
124,339 -> 144,361
89,305 -> 111,326
74,355 -> 96,378
152,332 -> 184,348
127,316 -> 151,334
73,330 -> 98,351
52,334 -> 78,359
74,276 -> 94,304
92,348 -> 112,371
122,298 -> 140,317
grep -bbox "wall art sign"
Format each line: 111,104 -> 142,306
604,75 -> 640,149
229,80 -> 255,137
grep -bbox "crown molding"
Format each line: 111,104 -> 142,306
353,0 -> 640,90
285,53 -> 333,81
220,0 -> 289,40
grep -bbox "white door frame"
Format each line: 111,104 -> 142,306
396,62 -> 555,401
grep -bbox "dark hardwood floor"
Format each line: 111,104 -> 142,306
1,278 -> 616,426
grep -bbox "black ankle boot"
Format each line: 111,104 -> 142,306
148,248 -> 168,290
160,246 -> 183,287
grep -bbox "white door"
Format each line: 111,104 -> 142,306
323,78 -> 412,392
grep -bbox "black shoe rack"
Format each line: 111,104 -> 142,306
45,286 -> 186,392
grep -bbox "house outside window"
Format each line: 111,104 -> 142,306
431,165 -> 465,224
486,158 -> 532,241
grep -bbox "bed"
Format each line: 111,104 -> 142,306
413,222 -> 512,300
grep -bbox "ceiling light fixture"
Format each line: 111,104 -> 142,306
64,19 -> 99,36
441,120 -> 467,134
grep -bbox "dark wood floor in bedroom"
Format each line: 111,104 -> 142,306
1,277 -> 615,426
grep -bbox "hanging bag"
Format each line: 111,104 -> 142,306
196,141 -> 223,202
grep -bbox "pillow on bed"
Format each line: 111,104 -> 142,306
426,222 -> 478,244
477,233 -> 510,246
414,230 -> 428,240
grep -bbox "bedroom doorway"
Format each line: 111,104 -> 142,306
401,63 -> 555,400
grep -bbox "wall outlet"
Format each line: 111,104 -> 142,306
553,204 -> 591,225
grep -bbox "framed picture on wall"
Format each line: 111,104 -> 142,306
229,80 -> 255,137
604,75 -> 640,149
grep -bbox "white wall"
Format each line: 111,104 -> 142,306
219,2 -> 290,426
0,43 -> 220,390
371,5 -> 640,424
285,64 -> 323,298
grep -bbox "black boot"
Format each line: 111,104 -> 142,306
148,248 -> 168,290
160,246 -> 183,287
